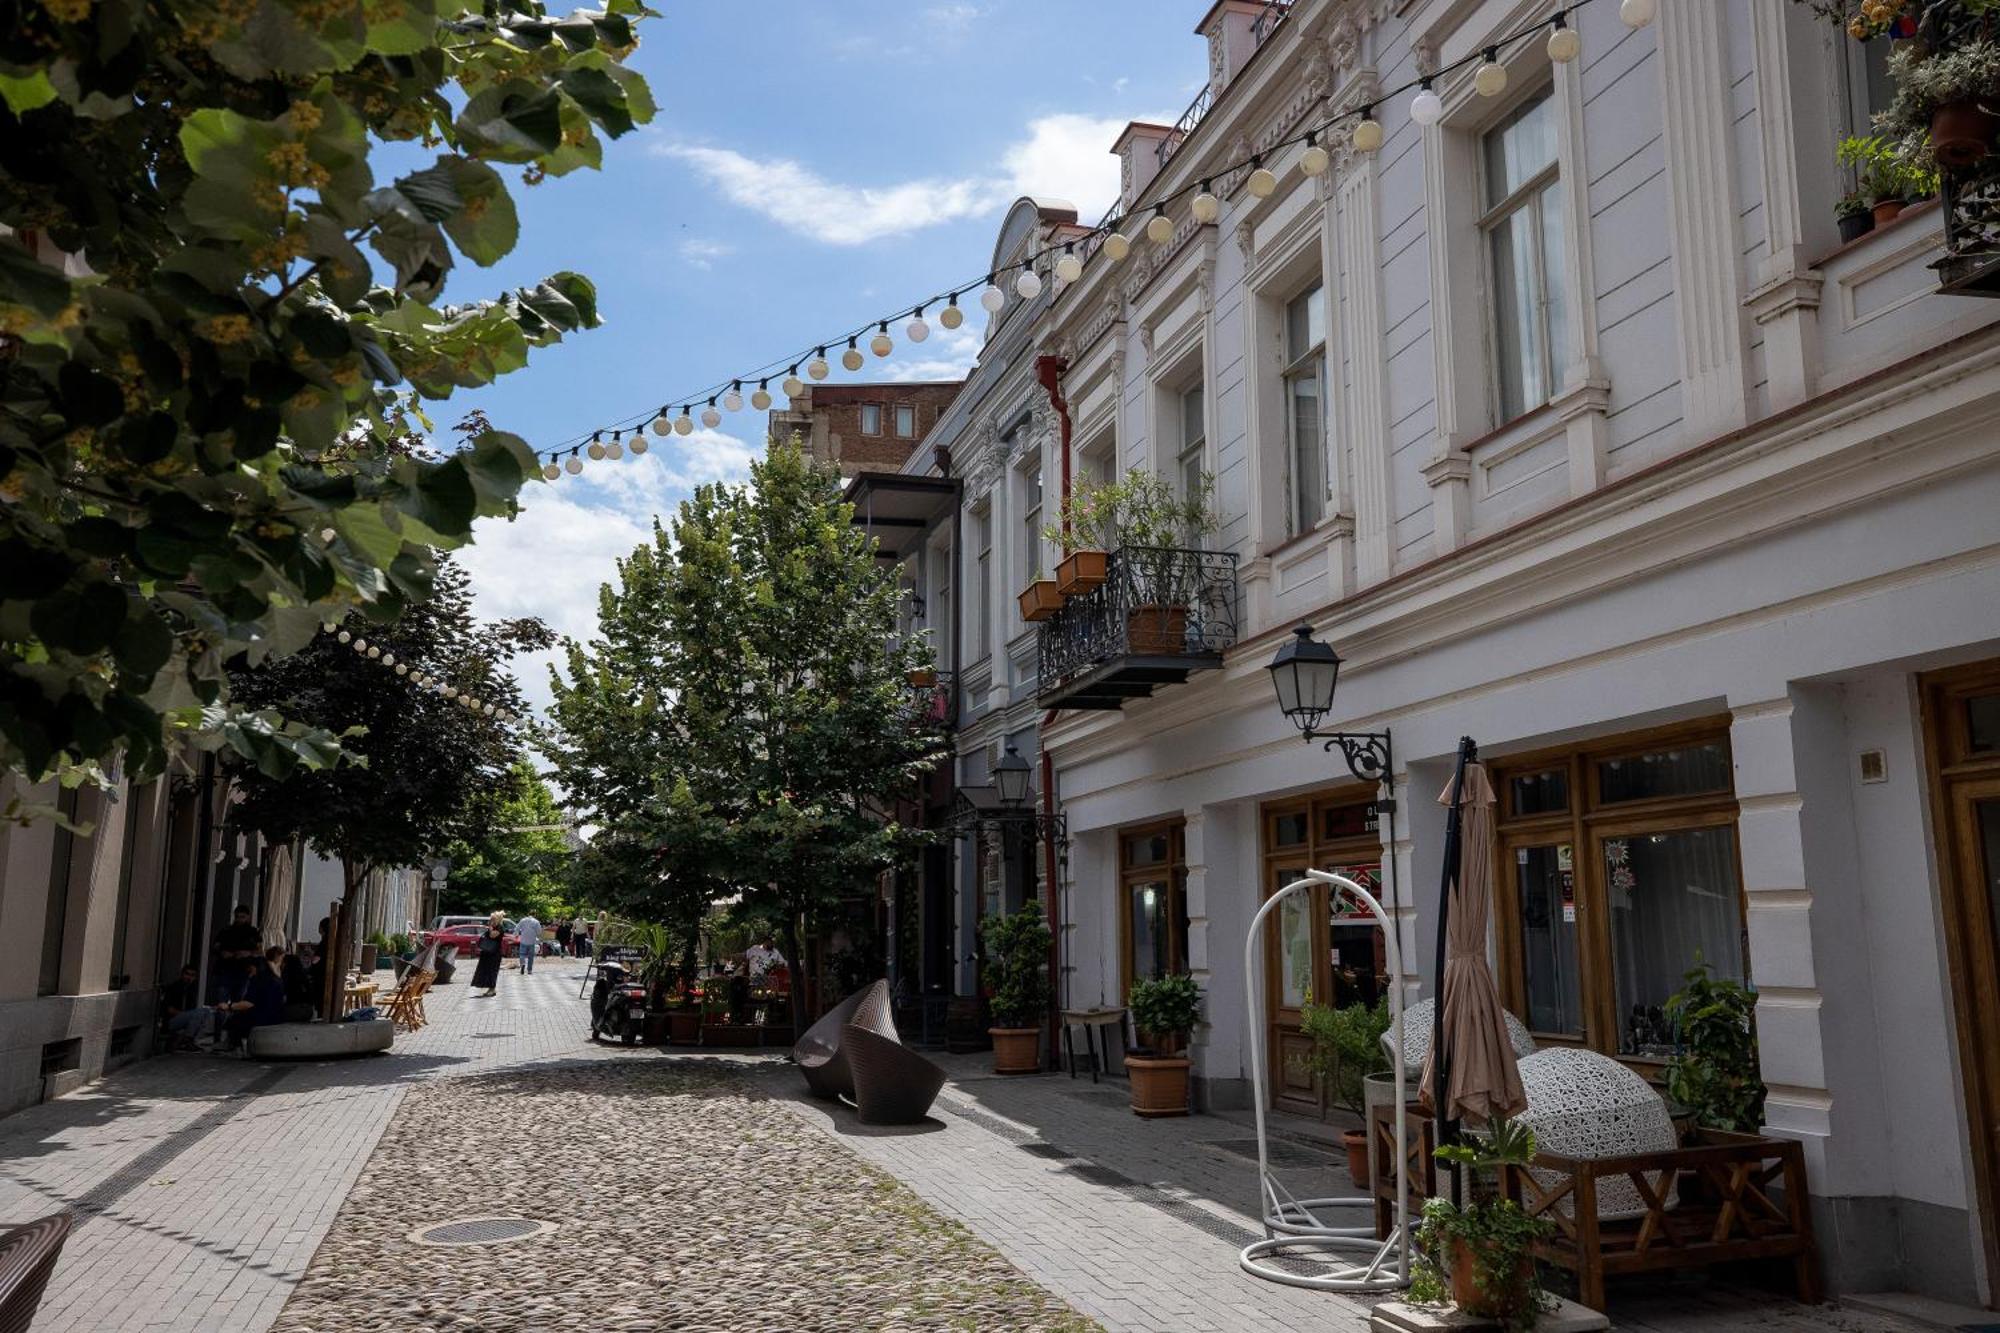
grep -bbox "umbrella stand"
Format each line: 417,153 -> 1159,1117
1431,735 -> 1478,1207
1239,869 -> 1411,1294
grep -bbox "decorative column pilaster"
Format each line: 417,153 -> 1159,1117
1335,152 -> 1393,584
1746,0 -> 1823,410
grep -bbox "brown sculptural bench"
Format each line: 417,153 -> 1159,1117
793,980 -> 946,1124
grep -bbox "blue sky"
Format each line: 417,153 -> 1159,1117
454,1 -> 1207,712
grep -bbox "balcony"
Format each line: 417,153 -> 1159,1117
904,669 -> 958,731
1036,546 -> 1239,711
1936,154 -> 2000,297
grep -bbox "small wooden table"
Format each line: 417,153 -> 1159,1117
340,979 -> 378,1013
1059,1008 -> 1128,1082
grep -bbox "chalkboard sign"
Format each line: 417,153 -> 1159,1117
595,945 -> 648,968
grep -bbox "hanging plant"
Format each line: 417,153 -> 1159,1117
1880,37 -> 2000,170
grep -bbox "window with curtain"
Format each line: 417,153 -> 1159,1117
1283,282 -> 1326,536
895,404 -> 917,437
1480,85 -> 1569,422
1176,383 -> 1206,507
860,404 -> 883,435
1020,458 -> 1043,586
1494,726 -> 1746,1061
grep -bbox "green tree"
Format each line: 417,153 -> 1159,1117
0,0 -> 654,786
546,441 -> 948,1031
437,759 -> 574,921
223,553 -> 544,930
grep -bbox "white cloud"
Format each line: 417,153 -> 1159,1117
882,321 -> 983,383
656,111 -> 1135,246
457,428 -> 756,720
678,237 -> 733,270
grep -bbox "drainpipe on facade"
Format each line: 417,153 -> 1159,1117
1034,356 -> 1071,1070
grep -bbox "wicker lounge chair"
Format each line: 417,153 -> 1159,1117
794,979 -> 890,1100
843,1022 -> 948,1125
0,1212 -> 72,1333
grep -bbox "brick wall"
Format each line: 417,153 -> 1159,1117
766,382 -> 963,476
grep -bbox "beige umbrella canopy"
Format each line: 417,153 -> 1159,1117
1417,760 -> 1527,1125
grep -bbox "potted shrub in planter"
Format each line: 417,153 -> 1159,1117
1663,958 -> 1766,1201
1883,37 -> 2000,172
1300,996 -> 1391,1186
1017,572 -> 1064,623
1411,1117 -> 1554,1329
1102,469 -> 1219,654
1126,972 -> 1202,1117
1838,134 -> 1914,226
982,906 -> 1051,1073
1836,188 -> 1875,243
668,991 -> 703,1044
905,665 -> 938,688
1044,476 -> 1113,596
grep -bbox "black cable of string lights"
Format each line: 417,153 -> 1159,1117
534,0 -> 1635,470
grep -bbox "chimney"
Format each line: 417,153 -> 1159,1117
1198,0 -> 1272,98
1112,122 -> 1178,212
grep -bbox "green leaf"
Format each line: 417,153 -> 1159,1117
403,456 -> 478,534
31,581 -> 130,655
0,241 -> 73,318
436,159 -> 518,266
558,66 -> 633,137
112,608 -> 175,677
0,68 -> 58,114
333,502 -> 406,569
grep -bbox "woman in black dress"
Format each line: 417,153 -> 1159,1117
471,911 -> 504,996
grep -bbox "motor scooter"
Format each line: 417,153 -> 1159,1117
587,959 -> 647,1046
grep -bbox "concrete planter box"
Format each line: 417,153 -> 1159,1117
248,1020 -> 394,1060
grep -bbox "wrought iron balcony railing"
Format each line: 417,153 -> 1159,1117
1036,546 -> 1239,702
904,669 -> 958,731
1156,1 -> 1292,170
1937,153 -> 2000,297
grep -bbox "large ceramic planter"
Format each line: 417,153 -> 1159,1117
1932,100 -> 2000,171
1125,1053 -> 1192,1117
1448,1237 -> 1533,1321
990,1026 -> 1040,1073
1017,580 -> 1064,623
1055,549 -> 1108,595
1126,605 -> 1188,653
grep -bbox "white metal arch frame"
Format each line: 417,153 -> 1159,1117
1239,869 -> 1411,1293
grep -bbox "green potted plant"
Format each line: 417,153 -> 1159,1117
1299,997 -> 1391,1185
1017,568 -> 1064,623
1093,468 -> 1220,653
1836,187 -> 1875,243
1838,133 -> 1915,226
1411,1117 -> 1555,1329
1663,958 -> 1766,1135
1044,477 -> 1114,595
982,906 -> 1051,1073
1126,972 -> 1202,1117
1883,37 -> 2000,172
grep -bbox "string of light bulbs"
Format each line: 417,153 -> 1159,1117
533,0 -> 1651,479
318,622 -> 518,723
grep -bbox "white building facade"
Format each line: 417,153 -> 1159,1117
1018,0 -> 2000,1306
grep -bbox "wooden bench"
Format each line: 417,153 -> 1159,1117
1368,1104 -> 1820,1313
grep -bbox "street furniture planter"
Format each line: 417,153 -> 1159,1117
989,1026 -> 1041,1073
1932,99 -> 2000,171
641,1012 -> 673,1046
1124,1052 -> 1191,1117
1342,1128 -> 1370,1188
1126,604 -> 1188,653
1017,579 -> 1063,623
1055,549 -> 1109,595
668,1007 -> 702,1045
1448,1237 -> 1535,1321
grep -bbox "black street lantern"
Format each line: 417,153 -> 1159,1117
1267,623 -> 1343,735
994,741 -> 1034,808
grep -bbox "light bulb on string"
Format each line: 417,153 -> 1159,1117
808,349 -> 831,380
701,399 -> 721,428
587,432 -> 606,461
979,279 -> 1006,313
841,338 -> 864,372
352,638 -> 367,653
1146,206 -> 1173,244
1054,244 -> 1082,284
1620,0 -> 1655,27
1246,159 -> 1277,198
381,653 -> 394,666
1191,182 -> 1219,223
1547,13 -> 1581,62
1015,266 -> 1042,299
367,645 -> 381,659
784,365 -> 806,395
1474,48 -> 1508,97
564,456 -> 583,475
321,622 -> 337,634
906,310 -> 930,343
870,322 -> 893,357
752,380 -> 773,410
629,433 -> 648,456
541,463 -> 561,481
1352,110 -> 1383,155
396,663 -> 409,675
723,382 -> 743,412
675,406 -> 695,434
337,630 -> 352,643
940,294 -> 964,328
483,703 -> 496,716
1410,78 -> 1443,127
605,436 -> 623,460
1103,229 -> 1131,262
651,407 -> 671,435
1300,130 -> 1330,175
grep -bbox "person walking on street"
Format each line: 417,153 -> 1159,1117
471,911 -> 504,997
516,912 -> 541,974
555,920 -> 572,957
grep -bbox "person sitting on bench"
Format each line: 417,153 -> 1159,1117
160,964 -> 212,1051
221,950 -> 287,1049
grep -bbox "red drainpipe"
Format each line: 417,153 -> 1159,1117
1034,354 -> 1071,1065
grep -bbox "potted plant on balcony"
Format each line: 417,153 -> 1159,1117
1411,1117 -> 1554,1328
1126,972 -> 1201,1117
1836,187 -> 1875,242
982,906 -> 1051,1073
1839,134 -> 1916,226
1103,468 -> 1219,654
1300,996 -> 1392,1185
1884,36 -> 2000,173
1017,569 -> 1064,623
906,665 -> 938,688
1044,476 -> 1113,595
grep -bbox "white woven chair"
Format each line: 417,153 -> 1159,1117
1516,1046 -> 1679,1219
1384,995 -> 1537,1069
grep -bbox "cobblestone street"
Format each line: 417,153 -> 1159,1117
0,960 -> 1960,1332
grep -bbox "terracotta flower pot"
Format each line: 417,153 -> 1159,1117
1125,1052 -> 1192,1117
1126,604 -> 1189,653
1448,1237 -> 1534,1320
990,1026 -> 1041,1073
1342,1128 -> 1369,1189
1931,99 -> 2000,171
905,667 -> 937,688
1872,198 -> 1905,227
1055,549 -> 1109,595
1017,579 -> 1064,623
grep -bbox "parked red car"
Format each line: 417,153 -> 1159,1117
423,916 -> 519,958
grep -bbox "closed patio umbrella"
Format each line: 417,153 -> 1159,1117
1418,751 -> 1527,1126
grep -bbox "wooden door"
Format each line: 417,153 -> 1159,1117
1265,854 -> 1319,1115
1923,661 -> 2000,1305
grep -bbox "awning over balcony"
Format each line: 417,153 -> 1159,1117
842,472 -> 959,562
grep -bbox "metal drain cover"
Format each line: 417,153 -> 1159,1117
409,1216 -> 554,1247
